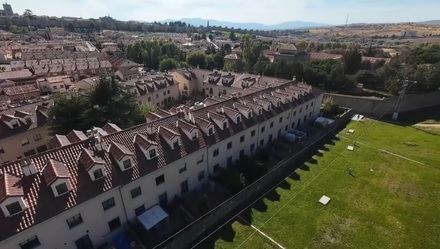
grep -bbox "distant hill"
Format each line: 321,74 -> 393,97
163,18 -> 328,30
421,20 -> 440,25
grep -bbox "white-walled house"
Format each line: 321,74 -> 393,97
0,71 -> 323,249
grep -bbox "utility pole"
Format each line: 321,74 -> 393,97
392,79 -> 417,120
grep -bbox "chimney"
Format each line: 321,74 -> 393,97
21,158 -> 37,176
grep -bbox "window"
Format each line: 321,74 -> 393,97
149,149 -> 157,158
93,168 -> 104,180
240,150 -> 245,158
291,122 -> 295,128
197,155 -> 204,164
158,192 -> 168,206
293,111 -> 297,116
180,180 -> 189,195
108,217 -> 121,231
213,148 -> 219,157
269,134 -> 273,143
123,159 -> 132,170
208,127 -> 214,135
311,102 -> 314,106
179,165 -> 187,174
279,117 -> 283,123
55,182 -> 69,195
33,134 -> 42,141
299,108 -> 302,113
227,157 -> 232,168
66,214 -> 83,229
223,121 -> 228,129
236,116 -> 241,123
227,142 -> 232,150
198,170 -> 205,181
259,139 -> 264,147
0,146 -> 4,154
248,111 -> 253,118
135,205 -> 145,216
258,109 -> 262,115
155,174 -> 165,185
192,132 -> 198,140
19,236 -> 41,249
285,125 -> 288,131
261,126 -> 265,133
102,197 -> 115,211
6,201 -> 22,216
130,186 -> 142,199
270,122 -> 274,128
213,164 -> 221,173
250,143 -> 255,152
21,139 -> 30,146
251,130 -> 256,137
173,140 -> 179,149
240,135 -> 245,143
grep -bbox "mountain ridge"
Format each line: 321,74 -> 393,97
163,18 -> 328,30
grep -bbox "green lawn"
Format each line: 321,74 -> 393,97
204,119 -> 440,249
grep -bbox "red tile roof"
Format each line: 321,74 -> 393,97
66,130 -> 88,143
42,159 -> 71,185
0,76 -> 321,241
78,148 -> 105,171
109,141 -> 134,161
0,173 -> 23,203
133,133 -> 157,151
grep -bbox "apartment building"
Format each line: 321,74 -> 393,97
123,73 -> 180,109
0,74 -> 323,249
170,69 -> 198,97
0,101 -> 52,164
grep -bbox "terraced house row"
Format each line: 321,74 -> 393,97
0,74 -> 323,249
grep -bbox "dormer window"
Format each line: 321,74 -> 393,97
248,111 -> 253,118
173,140 -> 179,149
192,131 -> 198,140
149,148 -> 157,158
93,168 -> 104,180
208,127 -> 214,135
5,201 -> 23,216
236,116 -> 241,123
258,109 -> 263,115
223,121 -> 228,129
55,182 -> 69,196
123,159 -> 132,170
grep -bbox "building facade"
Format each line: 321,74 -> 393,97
0,71 -> 323,249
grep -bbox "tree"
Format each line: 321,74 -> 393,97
49,75 -> 144,134
139,103 -> 156,116
83,75 -> 144,129
322,97 -> 339,116
229,31 -> 238,41
49,94 -> 89,134
159,58 -> 179,72
343,46 -> 362,74
186,51 -> 207,68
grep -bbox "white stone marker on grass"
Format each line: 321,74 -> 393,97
347,145 -> 354,151
319,195 -> 331,205
348,129 -> 355,134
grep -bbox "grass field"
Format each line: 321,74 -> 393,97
201,119 -> 440,249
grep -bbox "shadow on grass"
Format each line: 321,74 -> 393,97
289,172 -> 301,181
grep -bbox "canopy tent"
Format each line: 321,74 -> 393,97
138,205 -> 169,230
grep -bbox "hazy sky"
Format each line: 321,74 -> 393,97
9,0 -> 440,25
